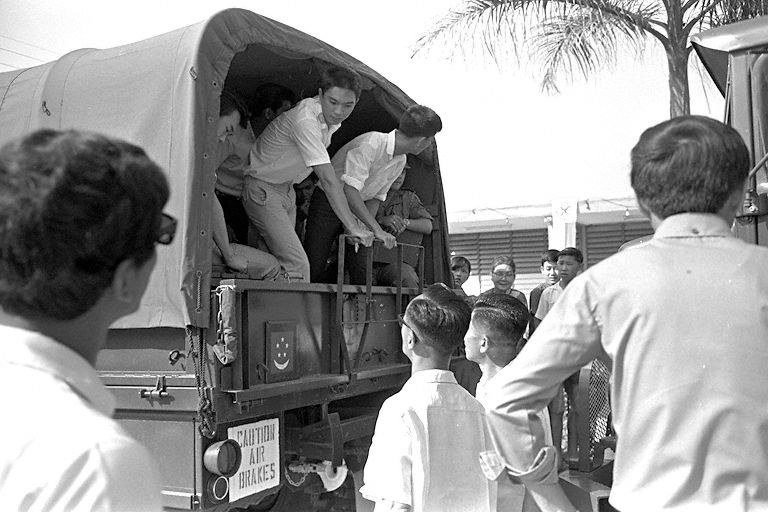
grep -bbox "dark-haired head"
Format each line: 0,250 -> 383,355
220,90 -> 250,129
451,255 -> 471,274
491,255 -> 515,273
405,283 -> 472,356
319,66 -> 363,100
541,249 -> 560,266
399,105 -> 442,139
252,83 -> 296,115
0,129 -> 169,320
473,294 -> 530,347
558,247 -> 583,264
631,115 -> 749,219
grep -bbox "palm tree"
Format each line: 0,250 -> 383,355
414,0 -> 768,117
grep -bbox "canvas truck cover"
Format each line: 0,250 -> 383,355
691,15 -> 768,95
0,8 -> 450,329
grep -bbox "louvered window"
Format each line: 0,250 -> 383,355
449,229 -> 548,297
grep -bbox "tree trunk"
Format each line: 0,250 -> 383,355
665,0 -> 690,118
667,47 -> 691,118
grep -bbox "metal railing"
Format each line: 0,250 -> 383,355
333,235 -> 425,381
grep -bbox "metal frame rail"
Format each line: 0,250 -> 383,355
334,235 -> 425,382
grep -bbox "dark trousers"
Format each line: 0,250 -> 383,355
215,190 -> 250,244
304,188 -> 343,282
304,188 -> 368,284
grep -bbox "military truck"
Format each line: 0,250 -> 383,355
0,8 -> 453,510
693,15 -> 768,242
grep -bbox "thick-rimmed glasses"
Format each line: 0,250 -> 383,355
397,313 -> 419,340
156,213 -> 177,245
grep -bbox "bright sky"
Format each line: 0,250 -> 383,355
0,0 -> 723,213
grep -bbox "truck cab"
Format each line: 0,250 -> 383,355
693,15 -> 768,244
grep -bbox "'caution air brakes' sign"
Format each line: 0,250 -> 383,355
228,418 -> 280,502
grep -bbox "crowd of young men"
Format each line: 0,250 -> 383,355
213,66 -> 442,284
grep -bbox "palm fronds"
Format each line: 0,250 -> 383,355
413,0 -> 661,76
531,10 -> 645,92
412,0 -> 526,63
699,0 -> 768,27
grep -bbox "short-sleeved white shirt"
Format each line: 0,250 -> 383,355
0,325 -> 162,512
323,129 -> 406,201
361,369 -> 497,512
246,96 -> 340,185
534,282 -> 565,320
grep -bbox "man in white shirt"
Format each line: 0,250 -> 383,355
215,84 -> 295,248
485,115 -> 768,511
361,284 -> 497,512
243,66 -> 373,281
304,104 -> 441,283
0,129 -> 170,511
212,90 -> 282,278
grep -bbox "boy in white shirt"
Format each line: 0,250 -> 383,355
466,294 -> 575,512
361,284 -> 498,512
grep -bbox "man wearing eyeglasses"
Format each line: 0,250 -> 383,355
477,256 -> 528,309
0,129 -> 173,511
360,284 -> 498,511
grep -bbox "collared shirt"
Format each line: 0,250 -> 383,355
324,130 -> 406,201
215,122 -> 257,197
0,325 -> 162,512
361,369 -> 497,512
534,282 -> 565,320
246,96 -> 339,185
376,188 -> 432,224
373,188 -> 433,266
485,213 -> 768,511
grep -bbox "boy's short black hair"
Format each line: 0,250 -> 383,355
405,284 -> 472,356
220,89 -> 250,129
558,247 -> 583,264
319,66 -> 363,100
398,105 -> 442,139
473,294 -> 530,348
0,129 -> 169,320
491,255 -> 515,273
541,249 -> 560,266
451,255 -> 471,274
631,115 -> 749,219
251,83 -> 296,116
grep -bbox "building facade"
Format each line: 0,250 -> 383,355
448,198 -> 653,297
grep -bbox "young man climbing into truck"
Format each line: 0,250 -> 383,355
215,84 -> 296,247
242,66 -> 374,281
213,90 -> 283,279
0,129 -> 171,511
304,104 -> 442,283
